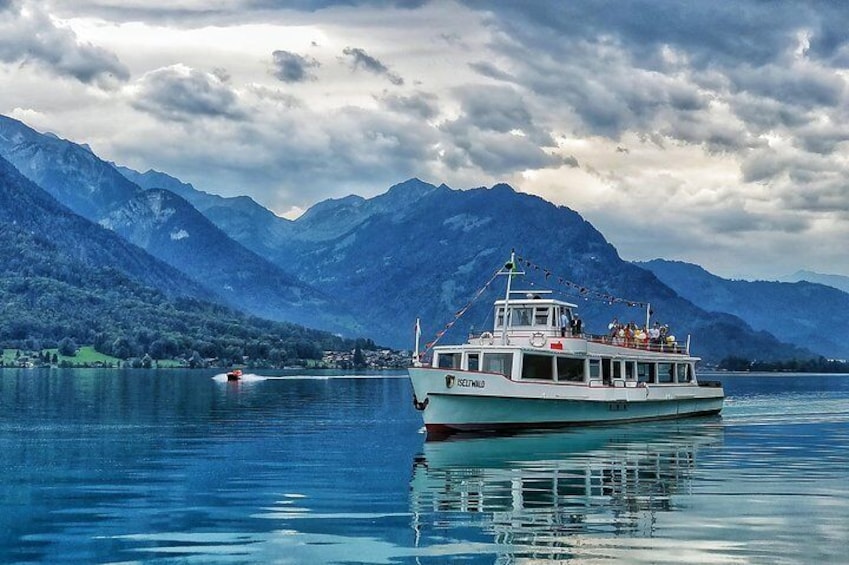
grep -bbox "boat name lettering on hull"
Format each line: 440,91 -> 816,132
446,374 -> 486,389
457,378 -> 485,389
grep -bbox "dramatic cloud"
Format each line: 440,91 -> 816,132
0,0 -> 128,87
342,46 -> 403,85
271,50 -> 319,83
131,65 -> 244,121
6,0 -> 849,278
379,91 -> 439,120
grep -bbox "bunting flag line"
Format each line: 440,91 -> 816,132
420,252 -> 648,360
420,262 -> 504,356
515,252 -> 648,308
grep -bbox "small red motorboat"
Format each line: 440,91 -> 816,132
226,369 -> 243,381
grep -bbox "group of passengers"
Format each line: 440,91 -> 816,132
607,318 -> 675,348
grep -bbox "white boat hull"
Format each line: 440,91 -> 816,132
409,367 -> 724,433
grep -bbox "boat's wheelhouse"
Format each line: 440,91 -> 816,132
492,295 -> 576,341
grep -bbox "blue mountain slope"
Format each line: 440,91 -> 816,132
100,187 -> 362,333
639,259 -> 849,359
781,269 -> 849,295
117,166 -> 294,258
271,182 -> 806,361
0,115 -> 361,336
0,116 -> 140,222
0,154 -> 211,300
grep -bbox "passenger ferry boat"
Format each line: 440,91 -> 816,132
409,253 -> 724,435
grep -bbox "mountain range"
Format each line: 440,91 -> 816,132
0,152 -> 354,361
0,115 -> 361,336
780,269 -> 849,295
2,113 -> 846,363
639,260 -> 849,359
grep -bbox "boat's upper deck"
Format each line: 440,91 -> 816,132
476,295 -> 690,358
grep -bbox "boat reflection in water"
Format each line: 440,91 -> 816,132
409,419 -> 724,562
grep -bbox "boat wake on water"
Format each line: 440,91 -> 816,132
212,373 -> 266,383
212,373 -> 406,383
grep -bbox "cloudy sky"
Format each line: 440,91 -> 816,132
2,0 -> 849,280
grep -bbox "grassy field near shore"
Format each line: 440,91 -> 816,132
1,346 -> 120,367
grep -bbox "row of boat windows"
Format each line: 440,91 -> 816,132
436,351 -> 694,384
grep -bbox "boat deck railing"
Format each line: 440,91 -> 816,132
585,333 -> 688,355
467,329 -> 689,355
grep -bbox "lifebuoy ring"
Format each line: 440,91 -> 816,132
479,331 -> 494,345
529,332 -> 547,347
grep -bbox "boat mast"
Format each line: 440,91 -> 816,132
412,317 -> 422,367
501,251 -> 516,345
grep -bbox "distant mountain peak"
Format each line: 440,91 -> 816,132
780,269 -> 849,294
379,177 -> 438,204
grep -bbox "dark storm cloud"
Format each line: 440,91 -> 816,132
441,127 -> 566,175
728,63 -> 845,109
380,91 -> 439,119
450,85 -> 554,145
468,61 -> 515,82
132,66 -> 244,122
247,0 -> 428,10
271,50 -> 320,83
471,1 -> 849,70
795,122 -> 849,155
701,206 -> 810,235
435,84 -> 568,173
342,46 -> 403,85
0,1 -> 129,87
473,1 -> 849,143
48,0 -> 430,28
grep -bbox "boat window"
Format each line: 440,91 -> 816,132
588,359 -> 601,380
534,307 -> 550,326
657,362 -> 675,383
612,360 -> 622,380
522,354 -> 554,380
483,352 -> 513,377
512,307 -> 533,327
495,307 -> 505,329
437,352 -> 462,369
601,358 -> 613,385
557,357 -> 584,382
677,363 -> 692,383
467,353 -> 480,372
637,362 -> 654,383
625,361 -> 635,380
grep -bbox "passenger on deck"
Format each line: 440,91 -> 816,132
560,311 -> 569,337
615,325 -> 625,345
573,315 -> 582,336
649,322 -> 661,345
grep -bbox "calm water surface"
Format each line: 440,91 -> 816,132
1,369 -> 847,564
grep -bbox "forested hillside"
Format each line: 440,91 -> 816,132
0,115 -> 360,336
0,155 -> 370,364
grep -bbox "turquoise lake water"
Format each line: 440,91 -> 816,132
1,369 -> 847,564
